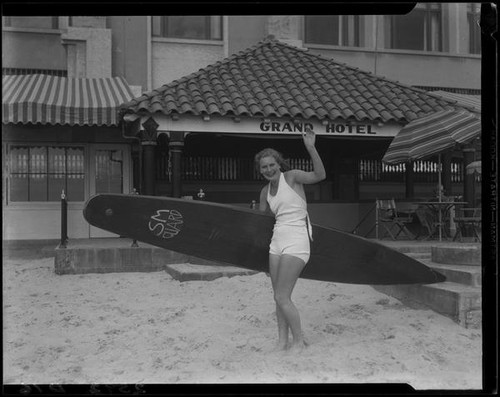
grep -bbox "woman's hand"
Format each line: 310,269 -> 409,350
302,128 -> 316,149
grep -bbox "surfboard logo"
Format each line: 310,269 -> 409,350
148,209 -> 183,239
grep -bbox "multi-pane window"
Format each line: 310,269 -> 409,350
385,3 -> 442,51
304,16 -> 361,47
468,3 -> 481,54
8,146 -> 85,202
152,16 -> 222,40
2,16 -> 59,29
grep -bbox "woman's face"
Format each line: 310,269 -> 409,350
259,156 -> 280,182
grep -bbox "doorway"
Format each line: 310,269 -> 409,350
88,144 -> 131,238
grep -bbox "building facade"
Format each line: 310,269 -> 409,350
2,6 -> 482,240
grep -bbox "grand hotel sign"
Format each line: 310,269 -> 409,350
131,114 -> 402,138
259,121 -> 380,136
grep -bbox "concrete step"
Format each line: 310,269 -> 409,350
374,281 -> 481,329
431,244 -> 481,266
421,260 -> 481,287
405,252 -> 432,260
165,263 -> 258,282
379,242 -> 434,254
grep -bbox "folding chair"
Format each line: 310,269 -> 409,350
415,206 -> 437,240
453,207 -> 481,242
375,199 -> 414,240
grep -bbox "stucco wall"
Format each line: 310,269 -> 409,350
61,27 -> 112,78
151,40 -> 224,88
309,47 -> 481,90
2,30 -> 66,70
227,16 -> 268,55
3,204 -> 89,240
109,16 -> 149,90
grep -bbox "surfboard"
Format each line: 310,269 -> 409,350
83,194 -> 445,285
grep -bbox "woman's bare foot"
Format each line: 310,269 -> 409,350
288,339 -> 308,353
272,341 -> 289,352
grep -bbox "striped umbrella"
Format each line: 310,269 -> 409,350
382,109 -> 481,164
466,160 -> 482,175
382,109 -> 481,241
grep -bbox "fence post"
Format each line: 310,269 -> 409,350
131,188 -> 139,247
60,189 -> 68,248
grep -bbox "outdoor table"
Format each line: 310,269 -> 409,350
415,201 -> 468,241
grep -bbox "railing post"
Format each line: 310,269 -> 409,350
196,188 -> 206,201
60,189 -> 68,248
131,188 -> 139,247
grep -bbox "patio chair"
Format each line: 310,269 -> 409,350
453,207 -> 481,242
414,206 -> 437,240
375,199 -> 414,240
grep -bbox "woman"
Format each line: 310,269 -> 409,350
255,129 -> 326,351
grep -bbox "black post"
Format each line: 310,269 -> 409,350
60,189 -> 68,248
405,161 -> 415,198
169,131 -> 185,198
140,117 -> 159,196
131,188 -> 139,247
463,147 -> 475,208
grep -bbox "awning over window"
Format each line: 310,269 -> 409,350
428,90 -> 481,114
2,74 -> 135,126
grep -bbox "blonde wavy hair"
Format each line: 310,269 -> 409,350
254,148 -> 290,173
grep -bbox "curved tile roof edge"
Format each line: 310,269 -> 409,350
120,38 -> 469,124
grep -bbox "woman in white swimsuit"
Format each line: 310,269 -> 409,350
255,129 -> 326,351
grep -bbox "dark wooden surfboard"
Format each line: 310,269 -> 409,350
83,194 -> 445,285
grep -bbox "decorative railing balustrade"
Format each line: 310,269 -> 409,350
358,159 -> 466,183
156,156 -> 468,183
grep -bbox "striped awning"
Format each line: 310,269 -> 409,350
428,90 -> 481,114
2,74 -> 135,126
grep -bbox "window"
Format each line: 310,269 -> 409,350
468,3 -> 481,54
385,4 -> 442,51
152,16 -> 222,40
8,146 -> 85,202
3,16 -> 59,29
305,15 -> 361,47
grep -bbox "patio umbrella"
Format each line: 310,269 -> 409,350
382,109 -> 481,240
466,160 -> 482,175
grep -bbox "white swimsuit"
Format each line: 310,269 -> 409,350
267,172 -> 312,263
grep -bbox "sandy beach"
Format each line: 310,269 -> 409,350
3,255 -> 482,389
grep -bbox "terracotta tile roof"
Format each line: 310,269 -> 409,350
120,39 -> 465,124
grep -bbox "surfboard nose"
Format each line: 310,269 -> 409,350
83,194 -> 116,226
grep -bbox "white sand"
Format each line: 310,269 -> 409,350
3,257 -> 482,389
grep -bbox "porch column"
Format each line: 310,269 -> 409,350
442,152 -> 452,196
405,161 -> 414,198
169,131 -> 185,198
139,117 -> 158,196
131,145 -> 141,192
463,147 -> 475,207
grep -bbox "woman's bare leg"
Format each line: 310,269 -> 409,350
273,254 -> 307,350
269,254 -> 289,350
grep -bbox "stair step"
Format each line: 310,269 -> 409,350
422,260 -> 481,287
405,252 -> 432,260
431,244 -> 481,266
382,243 -> 433,254
373,281 -> 481,329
